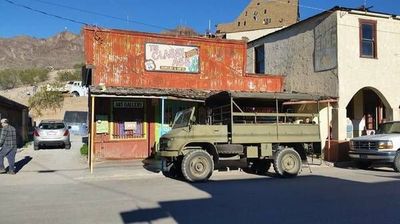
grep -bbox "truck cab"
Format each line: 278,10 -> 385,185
158,91 -> 322,182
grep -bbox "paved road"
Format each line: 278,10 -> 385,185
1,138 -> 400,224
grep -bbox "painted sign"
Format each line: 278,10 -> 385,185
145,43 -> 199,73
96,115 -> 109,133
113,101 -> 144,109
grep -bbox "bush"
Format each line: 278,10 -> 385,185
56,70 -> 81,82
0,68 -> 48,90
80,144 -> 88,156
28,86 -> 64,116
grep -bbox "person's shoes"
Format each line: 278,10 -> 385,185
7,170 -> 15,175
0,169 -> 6,174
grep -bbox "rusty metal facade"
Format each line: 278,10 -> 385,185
84,27 -> 283,92
84,27 -> 284,159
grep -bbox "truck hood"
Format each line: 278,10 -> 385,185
351,134 -> 400,141
161,127 -> 187,139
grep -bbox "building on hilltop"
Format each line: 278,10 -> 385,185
216,0 -> 299,41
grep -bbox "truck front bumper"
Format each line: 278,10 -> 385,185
157,150 -> 179,158
349,150 -> 396,163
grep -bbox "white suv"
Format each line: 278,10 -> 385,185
349,121 -> 400,172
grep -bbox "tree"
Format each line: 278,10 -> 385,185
28,86 -> 64,116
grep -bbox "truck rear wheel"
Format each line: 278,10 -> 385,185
394,151 -> 400,172
181,150 -> 214,182
273,148 -> 302,177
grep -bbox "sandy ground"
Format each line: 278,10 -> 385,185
0,69 -> 88,123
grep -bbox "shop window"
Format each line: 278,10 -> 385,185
359,19 -> 377,58
255,45 -> 265,74
111,100 -> 145,139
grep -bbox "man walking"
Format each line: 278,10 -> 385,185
0,118 -> 17,175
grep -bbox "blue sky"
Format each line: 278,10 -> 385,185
1,0 -> 399,38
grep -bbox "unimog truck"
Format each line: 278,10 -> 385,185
158,91 -> 322,182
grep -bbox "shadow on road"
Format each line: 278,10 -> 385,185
120,175 -> 400,224
15,156 -> 32,173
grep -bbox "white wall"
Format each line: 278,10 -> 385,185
337,11 -> 400,139
226,28 -> 283,42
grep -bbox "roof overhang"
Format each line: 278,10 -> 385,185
89,86 -> 218,102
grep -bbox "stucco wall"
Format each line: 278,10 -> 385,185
337,11 -> 400,139
247,12 -> 339,97
226,27 -> 283,42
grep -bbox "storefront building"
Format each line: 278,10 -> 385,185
83,27 -> 284,160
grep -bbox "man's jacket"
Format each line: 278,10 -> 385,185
0,125 -> 17,149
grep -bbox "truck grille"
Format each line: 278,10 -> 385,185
352,141 -> 377,150
159,138 -> 168,150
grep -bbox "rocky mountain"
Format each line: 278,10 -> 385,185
0,31 -> 83,69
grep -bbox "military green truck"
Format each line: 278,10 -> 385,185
158,91 -> 322,182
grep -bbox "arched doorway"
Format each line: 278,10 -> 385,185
346,87 -> 391,137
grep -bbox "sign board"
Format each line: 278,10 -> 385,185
96,115 -> 109,133
145,43 -> 199,73
124,122 -> 137,131
113,101 -> 144,109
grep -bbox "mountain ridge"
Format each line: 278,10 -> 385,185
0,31 -> 84,70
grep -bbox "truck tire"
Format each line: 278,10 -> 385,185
273,148 -> 302,177
393,151 -> 400,172
181,150 -> 214,182
71,91 -> 80,97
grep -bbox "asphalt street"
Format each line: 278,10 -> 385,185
0,136 -> 400,224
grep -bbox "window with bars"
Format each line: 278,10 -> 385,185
112,100 -> 145,139
360,19 -> 377,58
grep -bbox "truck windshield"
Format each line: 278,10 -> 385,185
172,108 -> 193,129
376,122 -> 400,134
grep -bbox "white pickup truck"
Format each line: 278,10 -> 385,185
349,121 -> 400,172
65,81 -> 88,97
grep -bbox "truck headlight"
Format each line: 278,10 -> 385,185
377,140 -> 393,149
349,140 -> 354,150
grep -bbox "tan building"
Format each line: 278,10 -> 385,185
247,7 -> 400,161
216,0 -> 299,41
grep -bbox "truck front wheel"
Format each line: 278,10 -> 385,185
273,148 -> 302,177
181,150 -> 214,182
393,151 -> 400,172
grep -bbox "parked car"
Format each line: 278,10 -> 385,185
349,121 -> 400,172
33,120 -> 71,150
63,111 -> 88,136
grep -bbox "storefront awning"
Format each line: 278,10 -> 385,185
90,86 -> 219,102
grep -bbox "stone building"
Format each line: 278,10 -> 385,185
216,0 -> 299,41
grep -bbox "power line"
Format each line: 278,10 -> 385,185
26,0 -> 172,31
3,0 -> 89,26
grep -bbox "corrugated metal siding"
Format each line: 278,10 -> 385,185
84,27 -> 283,92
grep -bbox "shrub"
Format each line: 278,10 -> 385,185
0,68 -> 48,90
80,144 -> 88,155
56,70 -> 81,82
28,86 -> 64,116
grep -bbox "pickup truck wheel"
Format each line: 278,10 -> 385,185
181,150 -> 214,182
71,91 -> 80,97
273,148 -> 301,177
393,152 -> 400,172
